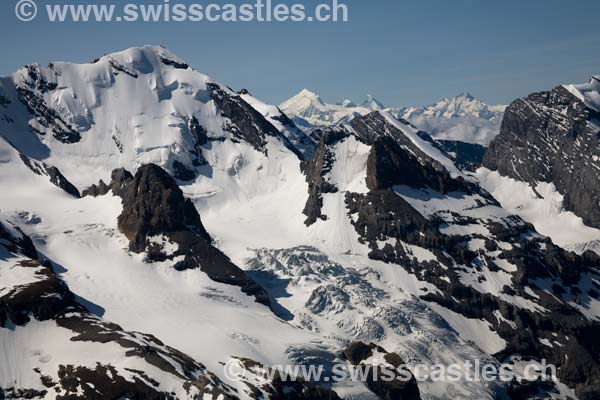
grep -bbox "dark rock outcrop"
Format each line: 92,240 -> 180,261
342,342 -> 421,400
84,164 -> 270,306
115,164 -> 211,249
300,127 -> 349,225
19,153 -> 80,197
207,82 -> 303,158
16,64 -> 82,143
81,168 -> 133,198
233,358 -> 342,400
483,83 -> 600,228
365,135 -> 466,193
0,220 -> 38,260
435,139 -> 486,171
158,55 -> 189,70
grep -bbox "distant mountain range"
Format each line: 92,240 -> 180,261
280,89 -> 506,146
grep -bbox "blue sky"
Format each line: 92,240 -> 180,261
1,0 -> 599,107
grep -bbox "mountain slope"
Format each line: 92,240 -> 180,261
300,111 -> 600,399
482,77 -> 600,234
0,45 -> 303,189
1,46 -> 600,400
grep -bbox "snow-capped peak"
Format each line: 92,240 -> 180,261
361,94 -> 385,110
405,92 -> 505,120
279,91 -> 396,132
1,45 -> 309,188
280,88 -> 325,109
399,93 -> 507,146
99,45 -> 189,69
455,92 -> 475,101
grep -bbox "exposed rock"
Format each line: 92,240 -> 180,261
365,135 -> 465,193
208,83 -> 283,153
16,65 -> 81,143
18,153 -> 80,197
342,342 -> 421,400
483,84 -> 600,228
435,139 -> 486,171
81,168 -> 132,198
0,219 -> 38,260
300,127 -> 349,225
172,159 -> 197,181
85,164 -> 270,306
158,55 -> 189,70
233,358 -> 342,400
115,164 -> 210,249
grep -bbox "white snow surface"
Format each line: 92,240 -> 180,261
476,168 -> 600,255
400,93 -> 506,146
0,45 -> 294,190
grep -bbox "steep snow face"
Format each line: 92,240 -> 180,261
0,45 -> 296,189
401,93 -> 506,146
239,91 -> 316,159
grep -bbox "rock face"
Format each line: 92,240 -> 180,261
483,81 -> 600,228
365,135 -> 463,193
342,342 -> 421,400
208,82 -> 303,158
84,164 -> 270,306
435,139 -> 486,171
115,164 -> 211,249
18,152 -> 80,197
15,65 -> 82,144
301,127 -> 349,225
300,110 -> 600,399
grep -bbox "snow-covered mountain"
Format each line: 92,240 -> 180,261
360,94 -> 385,111
279,89 -> 396,132
280,90 -> 506,147
481,76 -> 600,254
400,93 -> 506,146
1,46 -> 600,400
